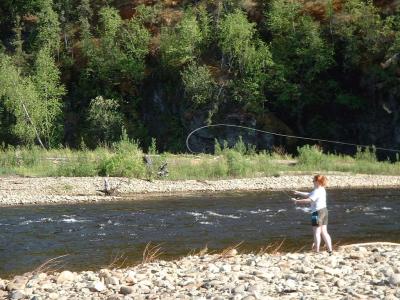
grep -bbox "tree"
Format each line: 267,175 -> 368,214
11,15 -> 26,67
87,96 -> 123,143
181,62 -> 216,106
35,0 -> 61,54
0,50 -> 65,147
83,6 -> 150,88
0,54 -> 45,146
159,12 -> 204,68
32,47 -> 65,147
218,9 -> 274,113
77,0 -> 93,39
267,0 -> 333,132
330,0 -> 393,68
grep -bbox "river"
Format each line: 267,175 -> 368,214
0,188 -> 399,278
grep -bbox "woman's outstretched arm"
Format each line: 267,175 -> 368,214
293,190 -> 310,197
291,197 -> 312,204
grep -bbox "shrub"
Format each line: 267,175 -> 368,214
55,152 -> 98,177
355,146 -> 377,163
99,138 -> 145,177
224,149 -> 250,177
297,145 -> 326,166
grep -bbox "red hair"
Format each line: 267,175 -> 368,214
314,174 -> 327,187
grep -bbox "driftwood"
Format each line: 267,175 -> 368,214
97,177 -> 125,196
157,162 -> 168,177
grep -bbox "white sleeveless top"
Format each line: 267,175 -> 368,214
309,187 -> 327,212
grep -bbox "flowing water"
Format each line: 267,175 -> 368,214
0,188 -> 399,278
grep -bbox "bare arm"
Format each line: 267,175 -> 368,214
293,190 -> 310,197
291,197 -> 312,204
291,198 -> 312,204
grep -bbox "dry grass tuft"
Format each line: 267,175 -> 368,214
214,241 -> 243,260
32,254 -> 70,275
294,244 -> 307,253
108,250 -> 128,269
257,239 -> 286,255
142,242 -> 164,264
187,244 -> 218,258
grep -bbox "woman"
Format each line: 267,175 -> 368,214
292,174 -> 333,254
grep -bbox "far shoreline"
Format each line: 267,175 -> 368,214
1,173 -> 399,207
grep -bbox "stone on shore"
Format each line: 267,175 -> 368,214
56,271 -> 75,284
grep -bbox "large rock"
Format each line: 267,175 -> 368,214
388,274 -> 400,286
88,281 -> 106,292
6,276 -> 28,291
120,286 -> 133,295
105,276 -> 119,285
57,271 -> 75,284
9,290 -> 25,300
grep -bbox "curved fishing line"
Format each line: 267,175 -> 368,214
185,123 -> 400,154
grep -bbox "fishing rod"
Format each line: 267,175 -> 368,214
185,123 -> 400,154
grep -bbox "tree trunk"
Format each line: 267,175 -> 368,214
21,102 -> 46,149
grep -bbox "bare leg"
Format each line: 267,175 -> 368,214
313,226 -> 322,252
321,225 -> 333,252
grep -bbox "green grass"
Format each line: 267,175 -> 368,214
0,142 -> 398,179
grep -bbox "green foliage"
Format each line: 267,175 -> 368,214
0,145 -> 41,168
148,138 -> 158,155
297,145 -> 327,166
32,47 -> 65,147
135,4 -> 161,24
0,50 -> 64,147
267,0 -> 333,109
83,6 -> 150,85
98,138 -> 145,177
181,62 -> 216,106
35,0 -> 61,53
355,146 -> 377,163
224,149 -> 250,177
0,144 -> 398,178
1,0 -> 400,155
11,15 -> 26,67
87,96 -> 123,143
55,152 -> 99,177
160,11 -> 204,67
0,54 -> 43,144
331,0 -> 392,67
218,9 -> 273,112
98,153 -> 145,177
196,5 -> 212,47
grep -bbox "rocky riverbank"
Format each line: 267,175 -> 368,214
1,243 -> 399,300
0,174 -> 400,206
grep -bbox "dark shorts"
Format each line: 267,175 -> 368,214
311,208 -> 328,226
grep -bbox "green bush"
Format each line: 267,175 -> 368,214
55,152 -> 98,177
297,145 -> 326,166
224,149 -> 250,177
355,146 -> 377,163
99,139 -> 145,177
98,154 -> 145,177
